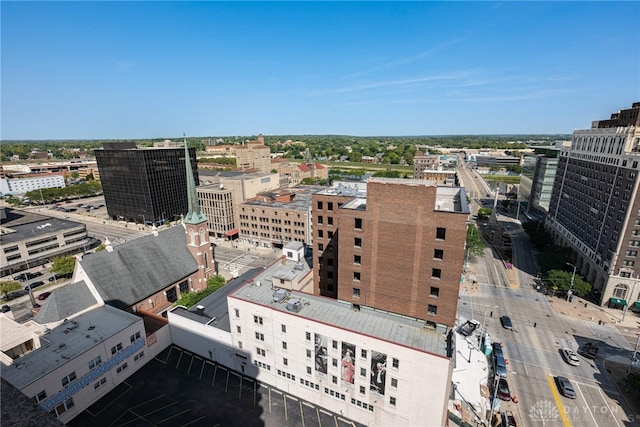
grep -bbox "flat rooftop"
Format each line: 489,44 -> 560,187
242,185 -> 326,211
2,306 -> 141,390
230,279 -> 448,358
0,208 -> 86,245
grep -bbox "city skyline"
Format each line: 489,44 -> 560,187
2,1 -> 638,140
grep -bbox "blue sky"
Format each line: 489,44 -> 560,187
2,1 -> 639,140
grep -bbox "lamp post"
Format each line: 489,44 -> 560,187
479,305 -> 499,346
566,262 -> 577,302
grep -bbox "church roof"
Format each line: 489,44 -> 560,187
78,226 -> 199,309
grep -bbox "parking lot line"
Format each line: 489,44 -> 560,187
546,374 -> 573,427
575,384 -> 599,427
597,387 -> 622,427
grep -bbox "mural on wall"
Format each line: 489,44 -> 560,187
314,333 -> 328,374
341,341 -> 356,384
370,350 -> 387,395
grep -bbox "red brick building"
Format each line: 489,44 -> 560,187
312,179 -> 469,329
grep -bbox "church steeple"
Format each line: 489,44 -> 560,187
183,136 -> 207,225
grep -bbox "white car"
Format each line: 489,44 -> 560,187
560,348 -> 580,366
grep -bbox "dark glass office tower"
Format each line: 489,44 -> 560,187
95,144 -> 199,224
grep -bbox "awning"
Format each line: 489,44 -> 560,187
609,297 -> 627,306
224,228 -> 239,237
634,301 -> 640,309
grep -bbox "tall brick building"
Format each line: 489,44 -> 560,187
313,179 -> 469,329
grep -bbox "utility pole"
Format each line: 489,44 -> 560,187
622,279 -> 637,321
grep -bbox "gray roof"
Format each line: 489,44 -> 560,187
230,274 -> 448,358
34,281 -> 98,324
79,226 -> 198,309
0,208 -> 86,245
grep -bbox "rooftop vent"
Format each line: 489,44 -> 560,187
286,299 -> 301,313
294,263 -> 304,271
273,289 -> 288,303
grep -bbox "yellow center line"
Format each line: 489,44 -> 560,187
546,374 -> 572,427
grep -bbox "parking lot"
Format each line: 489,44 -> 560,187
70,345 -> 363,427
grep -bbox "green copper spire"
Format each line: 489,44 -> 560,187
183,135 -> 207,224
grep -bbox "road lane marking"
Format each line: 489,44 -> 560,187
546,374 -> 572,427
597,387 -> 622,427
575,383 -> 599,427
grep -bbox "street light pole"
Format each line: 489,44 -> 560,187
622,280 -> 637,321
486,375 -> 500,426
566,262 -> 577,302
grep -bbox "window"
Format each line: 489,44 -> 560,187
391,378 -> 398,388
428,304 -> 437,315
332,340 -> 338,349
61,372 -> 77,387
318,243 -> 324,251
111,343 -> 123,355
359,385 -> 366,394
254,315 -> 263,325
318,216 -> 323,224
236,325 -> 242,333
361,349 -> 367,358
166,287 -> 178,302
354,237 -> 362,248
116,363 -> 129,373
434,249 -> 444,260
317,201 -> 323,210
360,367 -> 366,377
328,202 -> 333,210
306,332 -> 311,341
328,231 -> 334,239
430,287 -> 440,297
392,358 -> 399,369
436,227 -> 446,240
281,324 -> 287,333
130,331 -> 141,342
353,272 -> 361,281
34,390 -> 47,403
307,366 -> 312,374
255,332 -> 264,341
282,341 -> 288,350
354,255 -> 361,265
238,341 -> 243,349
88,356 -> 102,370
327,217 -> 333,226
390,396 -> 396,407
355,218 -> 362,229
234,308 -> 240,318
256,348 -> 266,356
283,358 -> 288,366
94,377 -> 107,390
626,250 -> 638,257
306,349 -> 312,359
51,397 -> 74,417
134,351 -> 145,361
332,358 -> 338,367
332,375 -> 338,384
432,268 -> 442,279
318,230 -> 324,238
353,287 -> 361,297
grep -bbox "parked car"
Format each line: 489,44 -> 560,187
497,378 -> 511,400
501,411 -> 517,427
555,376 -> 576,399
560,348 -> 580,366
500,315 -> 513,330
493,342 -> 504,358
25,281 -> 45,291
459,319 -> 480,337
37,292 -> 51,301
494,354 -> 507,378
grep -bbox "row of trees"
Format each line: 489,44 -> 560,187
4,181 -> 103,207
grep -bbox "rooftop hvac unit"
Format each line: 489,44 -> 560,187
286,299 -> 301,313
273,289 -> 288,303
294,263 -> 304,271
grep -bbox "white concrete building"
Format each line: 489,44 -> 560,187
1,305 -> 147,424
168,248 -> 452,426
0,174 -> 66,196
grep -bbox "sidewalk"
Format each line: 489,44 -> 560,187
547,294 -> 640,329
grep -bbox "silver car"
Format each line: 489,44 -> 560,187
560,348 -> 580,366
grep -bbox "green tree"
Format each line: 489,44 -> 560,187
477,208 -> 492,219
466,224 -> 485,261
175,275 -> 227,308
71,171 -> 80,179
51,256 -> 76,277
0,280 -> 21,299
546,269 -> 591,297
86,173 -> 94,181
